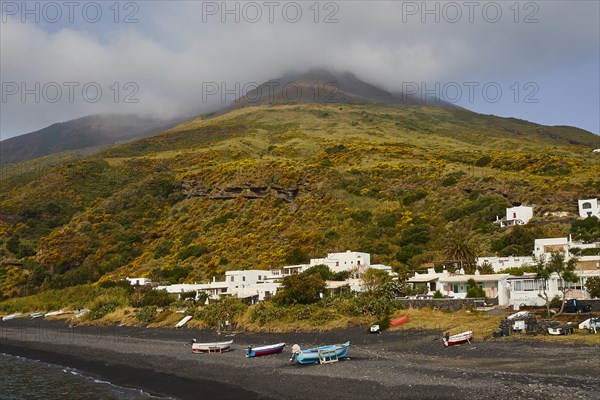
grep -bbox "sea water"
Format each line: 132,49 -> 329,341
0,353 -> 171,400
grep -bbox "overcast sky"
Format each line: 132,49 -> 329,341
1,1 -> 599,139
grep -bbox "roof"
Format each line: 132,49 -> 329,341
407,276 -> 439,283
440,274 -> 509,283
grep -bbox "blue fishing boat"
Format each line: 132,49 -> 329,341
291,341 -> 350,364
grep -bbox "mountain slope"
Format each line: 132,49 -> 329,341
0,114 -> 185,164
226,69 -> 453,111
0,102 -> 599,298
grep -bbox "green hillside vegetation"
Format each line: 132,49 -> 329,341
1,103 -> 599,300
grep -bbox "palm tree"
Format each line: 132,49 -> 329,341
443,230 -> 478,272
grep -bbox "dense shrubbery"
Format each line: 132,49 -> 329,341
129,287 -> 176,308
195,297 -> 248,329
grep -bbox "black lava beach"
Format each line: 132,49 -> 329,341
1,319 -> 599,400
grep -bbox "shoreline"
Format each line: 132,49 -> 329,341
1,318 -> 599,400
1,342 -> 269,400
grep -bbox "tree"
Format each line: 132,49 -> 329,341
361,268 -> 392,293
274,270 -> 326,305
478,262 -> 494,274
465,278 -> 485,298
443,230 -> 478,271
570,216 -> 600,244
534,254 -> 552,317
547,252 -> 579,316
585,277 -> 600,298
535,252 -> 579,317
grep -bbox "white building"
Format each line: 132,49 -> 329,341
508,270 -> 600,309
126,277 -> 153,286
476,255 -> 535,273
533,236 -> 599,264
578,198 -> 600,219
495,205 -> 533,228
407,268 -> 510,305
156,270 -> 280,302
310,250 -> 371,273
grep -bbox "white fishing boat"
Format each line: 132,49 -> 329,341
443,330 -> 473,347
507,311 -> 528,320
175,315 -> 192,328
1,313 -> 21,321
191,339 -> 233,353
44,310 -> 68,317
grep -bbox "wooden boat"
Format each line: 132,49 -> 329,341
389,315 -> 409,327
1,313 -> 21,321
175,315 -> 192,328
191,339 -> 233,353
291,342 -> 350,364
547,325 -> 574,335
245,342 -> 285,357
507,311 -> 529,320
443,330 -> 473,347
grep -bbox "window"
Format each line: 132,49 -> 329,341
242,276 -> 246,282
230,276 -> 234,282
582,202 -> 592,209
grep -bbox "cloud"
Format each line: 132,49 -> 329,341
1,1 -> 598,138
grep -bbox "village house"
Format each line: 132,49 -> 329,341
578,198 -> 600,219
508,270 -> 600,310
125,277 -> 153,286
310,250 -> 371,274
407,268 -> 510,306
476,255 -> 535,273
495,205 -> 533,228
154,250 -> 394,303
533,236 -> 600,268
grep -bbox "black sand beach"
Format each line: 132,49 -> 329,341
1,319 -> 599,400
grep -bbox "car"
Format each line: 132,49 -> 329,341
564,299 -> 592,313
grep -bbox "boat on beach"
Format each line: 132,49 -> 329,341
291,342 -> 350,364
175,315 -> 192,328
245,342 -> 286,357
443,330 -> 473,347
547,324 -> 574,335
389,315 -> 409,327
191,339 -> 233,353
1,313 -> 21,321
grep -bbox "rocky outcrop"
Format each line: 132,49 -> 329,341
182,181 -> 301,203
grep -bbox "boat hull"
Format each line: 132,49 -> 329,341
245,343 -> 286,357
191,340 -> 233,353
443,331 -> 473,347
292,342 -> 350,364
390,315 -> 409,327
547,325 -> 574,335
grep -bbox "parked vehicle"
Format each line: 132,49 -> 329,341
564,299 -> 592,313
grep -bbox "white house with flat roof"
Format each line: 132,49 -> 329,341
533,236 -> 599,263
126,277 -> 153,286
495,205 -> 533,228
508,270 -> 600,309
578,198 -> 600,219
476,255 -> 535,273
310,250 -> 371,273
407,268 -> 510,305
